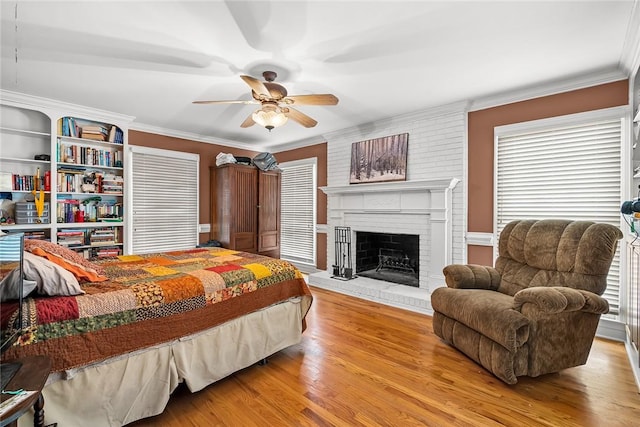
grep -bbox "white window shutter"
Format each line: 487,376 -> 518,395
280,159 -> 317,266
130,146 -> 199,254
496,119 -> 622,315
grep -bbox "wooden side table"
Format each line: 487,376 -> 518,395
0,356 -> 51,427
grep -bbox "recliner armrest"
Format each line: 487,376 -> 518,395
513,287 -> 609,315
442,264 -> 501,290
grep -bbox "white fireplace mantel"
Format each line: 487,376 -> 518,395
320,178 -> 459,293
320,178 -> 459,196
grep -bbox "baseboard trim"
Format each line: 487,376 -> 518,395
624,339 -> 640,393
596,317 -> 626,342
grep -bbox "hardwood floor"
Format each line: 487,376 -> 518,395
130,286 -> 640,427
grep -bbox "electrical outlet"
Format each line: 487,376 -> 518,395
198,224 -> 211,233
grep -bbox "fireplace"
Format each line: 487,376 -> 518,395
356,232 -> 419,287
309,178 -> 459,314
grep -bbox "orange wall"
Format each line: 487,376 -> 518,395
275,143 -> 328,270
467,79 -> 628,264
128,130 -> 328,269
129,130 -> 257,244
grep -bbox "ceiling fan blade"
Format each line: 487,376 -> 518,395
6,20 -> 235,75
285,108 -> 318,128
240,113 -> 256,128
224,0 -> 307,54
283,94 -> 339,106
240,75 -> 271,98
192,100 -> 256,105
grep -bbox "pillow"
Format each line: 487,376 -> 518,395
23,251 -> 84,296
0,267 -> 37,302
31,247 -> 107,283
0,251 -> 83,301
25,239 -> 106,276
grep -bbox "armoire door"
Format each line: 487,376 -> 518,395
230,166 -> 258,253
257,169 -> 281,257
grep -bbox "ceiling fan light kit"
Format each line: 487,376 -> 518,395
252,104 -> 288,131
194,71 -> 338,132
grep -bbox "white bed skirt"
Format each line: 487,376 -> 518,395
18,297 -> 304,427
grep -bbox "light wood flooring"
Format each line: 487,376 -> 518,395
130,286 -> 640,426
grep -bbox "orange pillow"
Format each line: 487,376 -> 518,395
24,239 -> 106,275
31,247 -> 108,282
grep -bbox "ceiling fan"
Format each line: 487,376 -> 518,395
193,71 -> 339,131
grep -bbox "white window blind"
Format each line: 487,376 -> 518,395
130,146 -> 199,254
496,118 -> 622,315
280,159 -> 317,266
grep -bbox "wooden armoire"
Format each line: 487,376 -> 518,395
210,163 -> 281,258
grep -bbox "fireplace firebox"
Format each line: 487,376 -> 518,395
355,231 -> 419,287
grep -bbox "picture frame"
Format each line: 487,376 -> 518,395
349,133 -> 408,184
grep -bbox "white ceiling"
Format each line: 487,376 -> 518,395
1,1 -> 638,150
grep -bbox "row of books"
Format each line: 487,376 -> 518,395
90,246 -> 122,259
58,143 -> 123,168
56,229 -> 85,246
56,199 -> 123,223
71,245 -> 122,260
23,230 -> 49,241
90,227 -> 119,246
56,227 -> 122,247
8,171 -> 51,191
57,170 -> 123,194
101,173 -> 123,194
59,117 -> 124,144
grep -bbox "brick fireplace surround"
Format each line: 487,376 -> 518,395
308,178 -> 459,314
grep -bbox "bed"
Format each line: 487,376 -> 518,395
0,241 -> 312,427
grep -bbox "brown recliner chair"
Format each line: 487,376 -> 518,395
431,219 -> 622,384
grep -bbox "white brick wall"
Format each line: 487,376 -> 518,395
324,102 -> 466,281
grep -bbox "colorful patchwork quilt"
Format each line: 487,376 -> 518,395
0,247 -> 312,372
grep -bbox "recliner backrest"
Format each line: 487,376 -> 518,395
494,219 -> 622,296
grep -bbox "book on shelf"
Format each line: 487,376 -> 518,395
57,167 -> 85,174
90,240 -> 117,246
81,132 -> 108,141
56,229 -> 85,235
58,143 -> 120,168
60,118 -> 121,143
89,227 -> 121,248
24,231 -> 48,241
91,247 -> 121,259
82,124 -> 108,134
105,127 -> 124,145
57,229 -> 86,246
60,117 -> 80,138
108,126 -> 117,143
10,174 -> 48,191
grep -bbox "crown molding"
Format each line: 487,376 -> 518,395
468,67 -> 627,112
129,122 -> 264,152
0,90 -> 135,124
267,135 -> 327,153
620,0 -> 640,75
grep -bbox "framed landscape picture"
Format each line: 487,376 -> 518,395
350,133 -> 408,184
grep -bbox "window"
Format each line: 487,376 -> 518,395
279,158 -> 317,267
129,146 -> 199,254
496,111 -> 624,316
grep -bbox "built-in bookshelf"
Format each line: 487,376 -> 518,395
0,93 -> 132,259
0,104 -> 53,241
